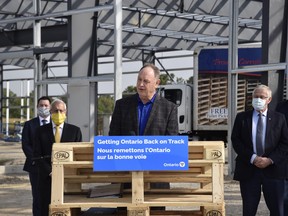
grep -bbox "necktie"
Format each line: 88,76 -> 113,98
42,119 -> 47,125
256,113 -> 264,156
55,125 -> 61,143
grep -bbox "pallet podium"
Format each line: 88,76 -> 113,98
50,141 -> 225,216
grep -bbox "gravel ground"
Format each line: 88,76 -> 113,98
0,141 -> 269,216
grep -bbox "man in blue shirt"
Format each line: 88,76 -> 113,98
109,63 -> 179,211
109,63 -> 179,136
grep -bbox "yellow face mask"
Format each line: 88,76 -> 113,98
51,112 -> 66,125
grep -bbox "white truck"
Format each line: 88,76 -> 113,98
159,46 -> 262,143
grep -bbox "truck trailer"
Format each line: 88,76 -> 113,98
159,45 -> 262,144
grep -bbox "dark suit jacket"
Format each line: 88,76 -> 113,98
276,100 -> 288,124
109,93 -> 179,136
22,117 -> 41,173
33,122 -> 82,216
33,122 -> 82,177
231,110 -> 288,181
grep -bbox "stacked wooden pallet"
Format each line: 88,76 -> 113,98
245,78 -> 261,110
198,76 -> 228,125
197,77 -> 211,126
237,79 -> 246,112
50,141 -> 225,216
197,75 -> 263,127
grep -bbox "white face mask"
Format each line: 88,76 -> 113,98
37,107 -> 50,118
252,98 -> 266,111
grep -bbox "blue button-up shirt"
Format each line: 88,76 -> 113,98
138,93 -> 157,135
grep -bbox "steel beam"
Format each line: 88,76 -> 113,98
0,5 -> 113,25
262,0 -> 287,108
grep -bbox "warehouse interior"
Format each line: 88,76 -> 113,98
0,0 -> 287,174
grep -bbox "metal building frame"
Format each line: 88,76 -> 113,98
0,0 -> 287,174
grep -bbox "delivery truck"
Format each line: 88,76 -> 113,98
159,45 -> 262,143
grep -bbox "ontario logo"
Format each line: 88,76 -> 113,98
179,161 -> 185,167
54,151 -> 70,160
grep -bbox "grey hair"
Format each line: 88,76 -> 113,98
139,63 -> 160,79
253,84 -> 272,98
51,99 -> 67,110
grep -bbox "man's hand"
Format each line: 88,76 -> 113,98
253,156 -> 272,168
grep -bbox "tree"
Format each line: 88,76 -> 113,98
160,73 -> 175,85
98,95 -> 114,115
186,76 -> 193,84
2,88 -> 21,118
97,95 -> 114,135
123,85 -> 137,94
176,77 -> 185,84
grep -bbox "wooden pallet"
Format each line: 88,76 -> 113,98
198,76 -> 228,125
50,141 -> 225,216
237,79 -> 246,112
197,75 -> 263,126
245,78 -> 261,110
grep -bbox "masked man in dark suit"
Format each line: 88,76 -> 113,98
276,100 -> 288,214
232,84 -> 288,216
109,63 -> 178,136
33,99 -> 82,216
22,96 -> 51,216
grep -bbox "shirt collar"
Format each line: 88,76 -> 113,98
137,93 -> 157,105
52,121 -> 64,128
253,109 -> 268,117
39,116 -> 50,124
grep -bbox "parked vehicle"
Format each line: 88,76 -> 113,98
159,45 -> 262,143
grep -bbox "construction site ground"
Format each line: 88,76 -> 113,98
0,141 -> 269,216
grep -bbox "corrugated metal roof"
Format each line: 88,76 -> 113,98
0,0 -> 262,68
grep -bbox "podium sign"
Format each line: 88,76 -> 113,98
93,136 -> 188,171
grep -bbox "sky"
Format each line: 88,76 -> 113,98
3,50 -> 194,97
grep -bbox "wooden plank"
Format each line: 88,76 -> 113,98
212,163 -> 224,203
132,172 -> 144,204
51,164 -> 64,205
64,177 -> 131,183
128,206 -> 149,216
52,194 -> 221,207
144,188 -> 212,195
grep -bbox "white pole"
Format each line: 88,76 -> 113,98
27,81 -> 30,120
228,0 -> 239,175
6,82 -> 9,136
33,0 -> 41,116
114,0 -> 122,101
20,81 -> 24,123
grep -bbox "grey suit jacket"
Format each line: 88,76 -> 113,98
231,110 -> 288,180
109,93 -> 179,136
